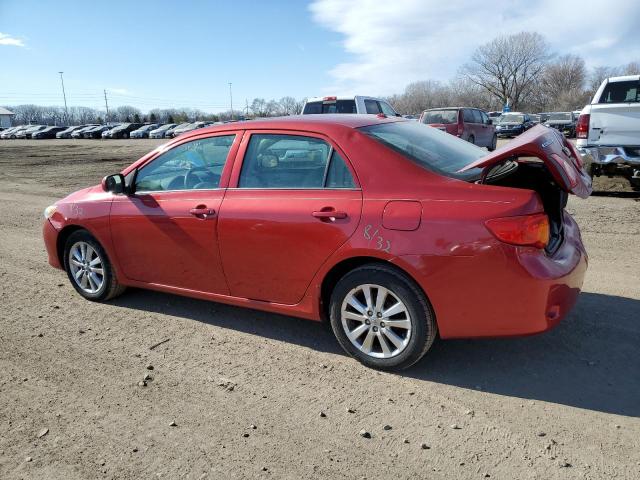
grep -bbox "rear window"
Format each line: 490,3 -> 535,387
303,100 -> 357,114
549,112 -> 572,121
599,80 -> 639,103
422,110 -> 458,124
360,121 -> 486,180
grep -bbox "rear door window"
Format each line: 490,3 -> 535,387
599,81 -> 639,103
422,110 -> 458,124
471,110 -> 483,124
463,109 -> 475,122
325,151 -> 355,188
365,99 -> 381,114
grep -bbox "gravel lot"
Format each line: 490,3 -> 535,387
1,139 -> 639,479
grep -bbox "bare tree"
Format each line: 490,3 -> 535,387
278,96 -> 299,115
461,32 -> 551,110
539,55 -> 589,110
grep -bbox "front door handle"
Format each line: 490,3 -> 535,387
312,209 -> 347,220
190,205 -> 216,218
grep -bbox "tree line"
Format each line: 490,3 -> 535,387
4,31 -> 639,125
389,32 -> 639,114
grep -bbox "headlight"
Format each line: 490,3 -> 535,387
44,205 -> 57,219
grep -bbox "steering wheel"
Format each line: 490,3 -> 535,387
184,167 -> 218,189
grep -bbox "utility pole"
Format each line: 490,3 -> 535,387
229,82 -> 234,120
103,90 -> 110,124
58,72 -> 69,124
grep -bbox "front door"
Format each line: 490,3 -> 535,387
218,131 -> 362,304
110,133 -> 239,294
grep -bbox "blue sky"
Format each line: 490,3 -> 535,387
2,0 -> 639,112
0,0 -> 345,111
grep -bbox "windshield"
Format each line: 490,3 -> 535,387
303,100 -> 357,114
422,110 -> 458,124
549,112 -> 572,121
359,121 -> 486,180
498,114 -> 524,123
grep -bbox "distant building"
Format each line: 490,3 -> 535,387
0,107 -> 15,128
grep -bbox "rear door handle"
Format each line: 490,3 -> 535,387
312,209 -> 347,220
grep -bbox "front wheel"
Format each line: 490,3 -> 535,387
64,230 -> 126,301
329,264 -> 437,370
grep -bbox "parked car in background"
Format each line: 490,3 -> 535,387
130,124 -> 160,139
494,113 -> 534,138
42,116 -> 591,370
544,112 -> 578,138
32,126 -> 67,139
1,125 -> 27,139
82,125 -> 114,139
302,96 -> 399,116
103,123 -> 143,139
72,125 -> 100,139
171,121 -> 215,137
402,115 -> 419,121
529,114 -> 542,124
57,125 -> 93,139
149,123 -> 177,139
487,111 -> 503,119
16,125 -> 47,139
165,122 -> 191,138
420,107 -> 497,150
577,75 -> 640,190
539,112 -> 552,123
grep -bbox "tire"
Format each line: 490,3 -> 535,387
467,135 -> 475,145
122,133 -> 129,139
63,230 -> 126,302
329,264 -> 437,370
488,134 -> 497,151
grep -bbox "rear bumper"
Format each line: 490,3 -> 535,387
578,145 -> 640,168
394,213 -> 587,339
43,219 -> 62,269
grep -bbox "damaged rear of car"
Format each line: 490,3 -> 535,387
360,121 -> 591,338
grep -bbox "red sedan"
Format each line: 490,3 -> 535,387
43,115 -> 592,370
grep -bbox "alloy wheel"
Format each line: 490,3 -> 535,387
68,241 -> 105,294
340,284 -> 412,359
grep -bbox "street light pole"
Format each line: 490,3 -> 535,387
58,72 -> 69,124
229,82 -> 234,120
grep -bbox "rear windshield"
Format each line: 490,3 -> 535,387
303,100 -> 357,114
499,114 -> 524,123
598,80 -> 639,103
422,110 -> 458,124
549,112 -> 572,121
359,121 -> 486,180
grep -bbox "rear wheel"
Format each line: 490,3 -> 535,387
64,230 -> 126,301
329,264 -> 437,370
488,134 -> 497,151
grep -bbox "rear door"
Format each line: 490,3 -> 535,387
589,79 -> 640,145
218,130 -> 362,304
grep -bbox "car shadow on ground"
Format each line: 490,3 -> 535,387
112,291 -> 640,417
591,190 -> 640,199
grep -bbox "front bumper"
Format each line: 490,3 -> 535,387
43,219 -> 62,269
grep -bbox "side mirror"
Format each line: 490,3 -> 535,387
102,173 -> 125,194
487,119 -> 493,125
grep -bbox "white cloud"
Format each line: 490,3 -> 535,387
309,0 -> 640,95
0,32 -> 25,47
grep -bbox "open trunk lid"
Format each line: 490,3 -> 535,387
459,125 -> 592,198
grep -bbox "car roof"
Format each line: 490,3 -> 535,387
305,95 -> 382,102
606,75 -> 640,83
179,114 -> 404,139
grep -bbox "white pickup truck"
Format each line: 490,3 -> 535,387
577,75 -> 640,190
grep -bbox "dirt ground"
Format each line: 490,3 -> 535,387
0,139 -> 639,480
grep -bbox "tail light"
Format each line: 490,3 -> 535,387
485,213 -> 550,249
576,114 -> 590,139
